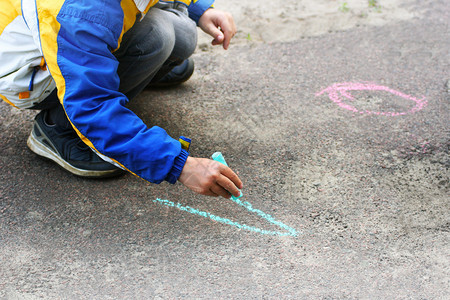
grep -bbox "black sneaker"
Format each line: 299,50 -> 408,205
147,58 -> 195,88
27,110 -> 125,178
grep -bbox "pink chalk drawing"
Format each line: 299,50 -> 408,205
316,82 -> 427,116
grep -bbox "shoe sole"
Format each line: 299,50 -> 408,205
27,130 -> 124,178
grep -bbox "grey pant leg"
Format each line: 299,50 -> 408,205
114,5 -> 197,100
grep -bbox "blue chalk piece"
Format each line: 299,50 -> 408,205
211,152 -> 243,200
211,152 -> 228,166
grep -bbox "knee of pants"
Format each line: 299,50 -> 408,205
171,20 -> 197,63
119,15 -> 176,65
138,26 -> 175,64
148,7 -> 197,64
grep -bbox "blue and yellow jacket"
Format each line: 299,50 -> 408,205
0,0 -> 214,184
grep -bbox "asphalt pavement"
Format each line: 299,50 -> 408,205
0,1 -> 448,299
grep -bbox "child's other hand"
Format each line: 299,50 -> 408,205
178,157 -> 243,199
198,9 -> 236,50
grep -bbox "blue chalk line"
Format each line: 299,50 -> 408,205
153,197 -> 298,237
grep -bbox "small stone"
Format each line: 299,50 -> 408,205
82,230 -> 92,237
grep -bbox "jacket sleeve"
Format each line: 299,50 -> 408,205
188,0 -> 215,23
40,12 -> 187,184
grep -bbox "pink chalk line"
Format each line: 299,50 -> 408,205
316,82 -> 427,116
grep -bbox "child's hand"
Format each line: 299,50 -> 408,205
198,9 -> 236,50
178,157 -> 243,198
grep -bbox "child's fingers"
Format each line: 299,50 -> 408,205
210,184 -> 232,199
220,166 -> 243,190
201,21 -> 223,43
216,175 -> 241,198
212,33 -> 224,45
199,9 -> 236,49
218,17 -> 236,50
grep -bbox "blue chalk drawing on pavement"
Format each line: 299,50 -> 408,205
153,197 -> 298,237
